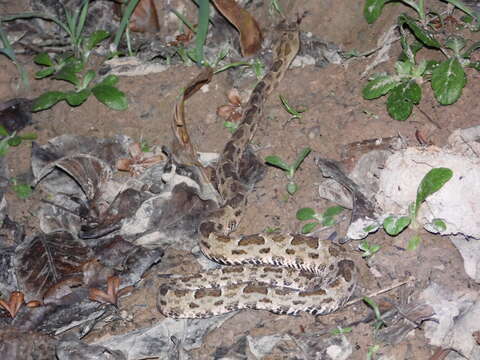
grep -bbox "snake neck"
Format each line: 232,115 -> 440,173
201,27 -> 300,242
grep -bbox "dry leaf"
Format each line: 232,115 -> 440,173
212,0 -> 263,56
0,291 -> 24,318
129,0 -> 160,33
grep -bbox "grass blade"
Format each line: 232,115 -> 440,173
195,0 -> 210,66
112,0 -> 141,52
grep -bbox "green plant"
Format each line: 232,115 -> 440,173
359,240 -> 381,258
279,95 -> 307,121
171,0 -> 210,65
223,121 -> 239,133
383,167 -> 452,250
0,126 -> 37,157
264,226 -> 280,233
1,1 -> 128,112
0,21 -> 29,90
363,0 -> 480,121
296,205 -> 344,233
265,147 -> 311,195
366,344 -> 380,360
363,297 -> 384,359
331,326 -> 353,335
270,0 -> 284,16
32,69 -> 127,111
111,0 -> 141,57
363,297 -> 386,331
11,179 -> 33,199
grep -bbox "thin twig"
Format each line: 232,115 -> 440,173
345,276 -> 414,308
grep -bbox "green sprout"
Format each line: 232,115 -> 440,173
270,0 -> 284,16
383,167 -> 453,250
366,344 -> 380,360
223,121 -> 239,133
296,206 -> 344,234
279,95 -> 307,121
363,297 -> 386,331
330,326 -> 353,335
11,179 -> 33,199
0,21 -> 29,90
359,240 -> 381,258
265,147 -> 311,195
0,125 -> 37,157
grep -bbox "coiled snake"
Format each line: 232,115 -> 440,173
157,22 -> 357,318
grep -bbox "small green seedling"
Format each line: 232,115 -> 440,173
140,139 -> 152,153
363,297 -> 386,332
223,121 -> 239,133
279,95 -> 307,121
331,326 -> 353,335
0,126 -> 37,157
270,0 -> 283,15
366,344 -> 380,360
383,167 -> 453,250
296,205 -> 344,234
264,227 -> 281,234
265,147 -> 311,195
363,0 -> 480,121
359,240 -> 381,258
11,179 -> 33,199
0,22 -> 29,89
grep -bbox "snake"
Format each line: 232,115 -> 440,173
157,22 -> 357,318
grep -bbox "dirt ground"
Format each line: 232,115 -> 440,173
1,0 -> 480,359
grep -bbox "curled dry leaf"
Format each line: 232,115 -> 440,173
227,88 -> 242,106
116,143 -> 166,176
0,291 -> 24,318
89,276 -> 132,306
211,0 -> 263,56
25,300 -> 43,308
217,88 -> 243,122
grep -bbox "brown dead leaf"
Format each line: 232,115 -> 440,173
0,291 -> 24,318
116,142 -> 166,176
15,232 -> 93,300
217,88 -> 243,122
212,0 -> 263,56
89,276 -> 132,306
128,0 -> 160,33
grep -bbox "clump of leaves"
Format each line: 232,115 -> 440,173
296,205 -> 344,234
363,0 -> 480,121
383,167 -> 453,250
265,147 -> 311,195
1,0 -> 128,112
0,125 -> 37,157
31,28 -> 127,112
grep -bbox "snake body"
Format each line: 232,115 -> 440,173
157,23 -> 357,318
